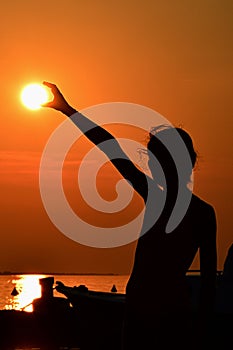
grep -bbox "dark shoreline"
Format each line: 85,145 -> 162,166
0,272 -> 124,276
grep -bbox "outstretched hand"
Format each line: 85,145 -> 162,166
42,81 -> 77,116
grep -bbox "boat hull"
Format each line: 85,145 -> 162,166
55,274 -> 233,350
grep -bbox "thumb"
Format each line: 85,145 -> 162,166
41,100 -> 55,108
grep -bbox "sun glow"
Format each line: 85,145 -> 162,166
21,83 -> 49,110
8,275 -> 45,312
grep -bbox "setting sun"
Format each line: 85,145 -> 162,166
21,83 -> 49,110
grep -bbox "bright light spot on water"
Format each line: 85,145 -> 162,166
8,275 -> 46,312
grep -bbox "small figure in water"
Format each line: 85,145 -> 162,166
42,82 -> 217,350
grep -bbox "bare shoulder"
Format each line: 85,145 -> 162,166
190,193 -> 216,218
186,194 -> 217,242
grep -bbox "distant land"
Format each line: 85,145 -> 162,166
0,271 -> 123,276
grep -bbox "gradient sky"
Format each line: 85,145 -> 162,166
1,0 -> 233,274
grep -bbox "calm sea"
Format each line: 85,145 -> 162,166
0,274 -> 129,312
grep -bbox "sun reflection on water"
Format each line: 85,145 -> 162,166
6,275 -> 46,312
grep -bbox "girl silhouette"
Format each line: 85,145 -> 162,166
42,82 -> 217,350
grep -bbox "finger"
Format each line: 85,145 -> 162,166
43,81 -> 60,94
43,81 -> 56,88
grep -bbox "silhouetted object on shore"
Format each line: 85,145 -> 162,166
40,276 -> 54,298
33,276 -> 70,315
0,277 -> 80,349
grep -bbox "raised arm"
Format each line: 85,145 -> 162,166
42,82 -> 149,200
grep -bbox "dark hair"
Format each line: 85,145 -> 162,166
147,125 -> 197,169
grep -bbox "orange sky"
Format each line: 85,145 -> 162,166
1,1 -> 233,274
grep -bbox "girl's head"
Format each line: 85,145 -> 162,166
146,125 -> 197,185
